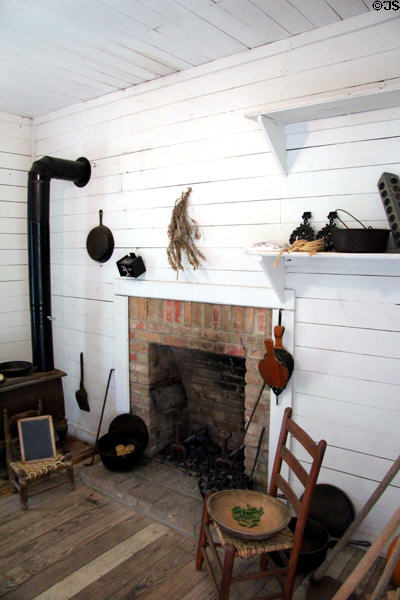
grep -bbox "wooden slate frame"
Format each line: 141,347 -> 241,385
18,415 -> 56,462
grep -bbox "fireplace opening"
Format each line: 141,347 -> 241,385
129,297 -> 271,486
147,343 -> 255,494
149,343 -> 246,450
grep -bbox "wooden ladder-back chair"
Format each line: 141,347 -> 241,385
4,402 -> 75,510
195,407 -> 327,600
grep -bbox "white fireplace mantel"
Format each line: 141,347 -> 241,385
113,277 -> 295,309
245,249 -> 400,303
113,277 -> 295,482
114,278 -> 295,413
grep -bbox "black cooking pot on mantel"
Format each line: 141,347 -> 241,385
332,209 -> 390,253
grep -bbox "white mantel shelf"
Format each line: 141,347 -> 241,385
113,277 -> 294,309
245,81 -> 400,175
245,250 -> 400,303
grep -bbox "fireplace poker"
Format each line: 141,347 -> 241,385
249,426 -> 265,482
229,381 -> 266,465
85,367 -> 114,467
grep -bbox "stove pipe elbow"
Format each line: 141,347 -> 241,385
28,156 -> 91,371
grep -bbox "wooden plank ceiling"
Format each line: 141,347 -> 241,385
0,0 -> 373,118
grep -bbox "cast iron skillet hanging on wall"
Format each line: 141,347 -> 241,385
86,209 -> 114,262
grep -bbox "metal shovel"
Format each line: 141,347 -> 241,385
75,352 -> 90,411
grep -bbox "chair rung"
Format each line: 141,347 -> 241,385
201,547 -> 220,597
232,566 -> 288,584
287,419 -> 317,457
204,523 -> 223,574
250,593 -> 284,600
275,474 -> 301,514
280,447 -> 308,487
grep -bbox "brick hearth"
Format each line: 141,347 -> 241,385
129,297 -> 272,483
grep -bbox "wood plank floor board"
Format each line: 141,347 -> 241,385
173,534 -> 198,556
0,479 -> 77,523
189,552 -> 283,600
0,465 -> 387,600
178,576 -> 217,600
0,489 -> 110,560
2,513 -> 152,600
339,545 -> 380,598
32,523 -> 170,600
70,531 -> 195,600
0,496 -> 152,599
138,556 -> 209,600
360,555 -> 386,597
0,496 -> 128,573
0,472 -> 98,523
328,545 -> 358,579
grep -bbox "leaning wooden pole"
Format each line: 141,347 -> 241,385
313,454 -> 400,582
369,536 -> 400,600
330,506 -> 400,600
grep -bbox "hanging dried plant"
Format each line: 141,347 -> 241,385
167,187 -> 205,275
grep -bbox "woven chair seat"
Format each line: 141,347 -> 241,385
10,454 -> 67,481
215,523 -> 293,558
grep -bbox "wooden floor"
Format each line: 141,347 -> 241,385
0,463 -> 386,600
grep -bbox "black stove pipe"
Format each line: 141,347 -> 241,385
28,156 -> 91,371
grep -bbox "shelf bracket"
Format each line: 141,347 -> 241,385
258,114 -> 287,176
259,255 -> 286,303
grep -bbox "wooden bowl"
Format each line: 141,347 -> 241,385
207,489 -> 291,540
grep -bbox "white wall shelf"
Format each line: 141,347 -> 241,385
245,249 -> 400,302
245,81 -> 400,175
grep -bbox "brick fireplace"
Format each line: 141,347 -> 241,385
128,297 -> 272,483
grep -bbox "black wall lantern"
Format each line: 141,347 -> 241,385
116,253 -> 146,278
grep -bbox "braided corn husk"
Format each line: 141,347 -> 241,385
274,238 -> 325,267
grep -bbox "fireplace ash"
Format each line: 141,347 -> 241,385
157,428 -> 253,497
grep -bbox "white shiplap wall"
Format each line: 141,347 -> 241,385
31,10 -> 400,541
0,112 -> 32,362
285,256 -> 400,542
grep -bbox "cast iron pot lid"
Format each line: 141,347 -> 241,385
109,414 -> 149,449
0,361 -> 33,377
306,484 -> 355,538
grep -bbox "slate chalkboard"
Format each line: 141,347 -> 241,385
18,415 -> 56,462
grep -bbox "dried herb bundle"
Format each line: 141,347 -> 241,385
167,187 -> 205,275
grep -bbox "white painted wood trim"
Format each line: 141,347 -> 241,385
246,79 -> 400,124
245,251 -> 400,293
281,252 -> 400,262
114,278 -> 295,309
114,294 -> 130,415
258,115 -> 286,176
259,255 -> 286,303
246,80 -> 400,174
268,307 -> 294,487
